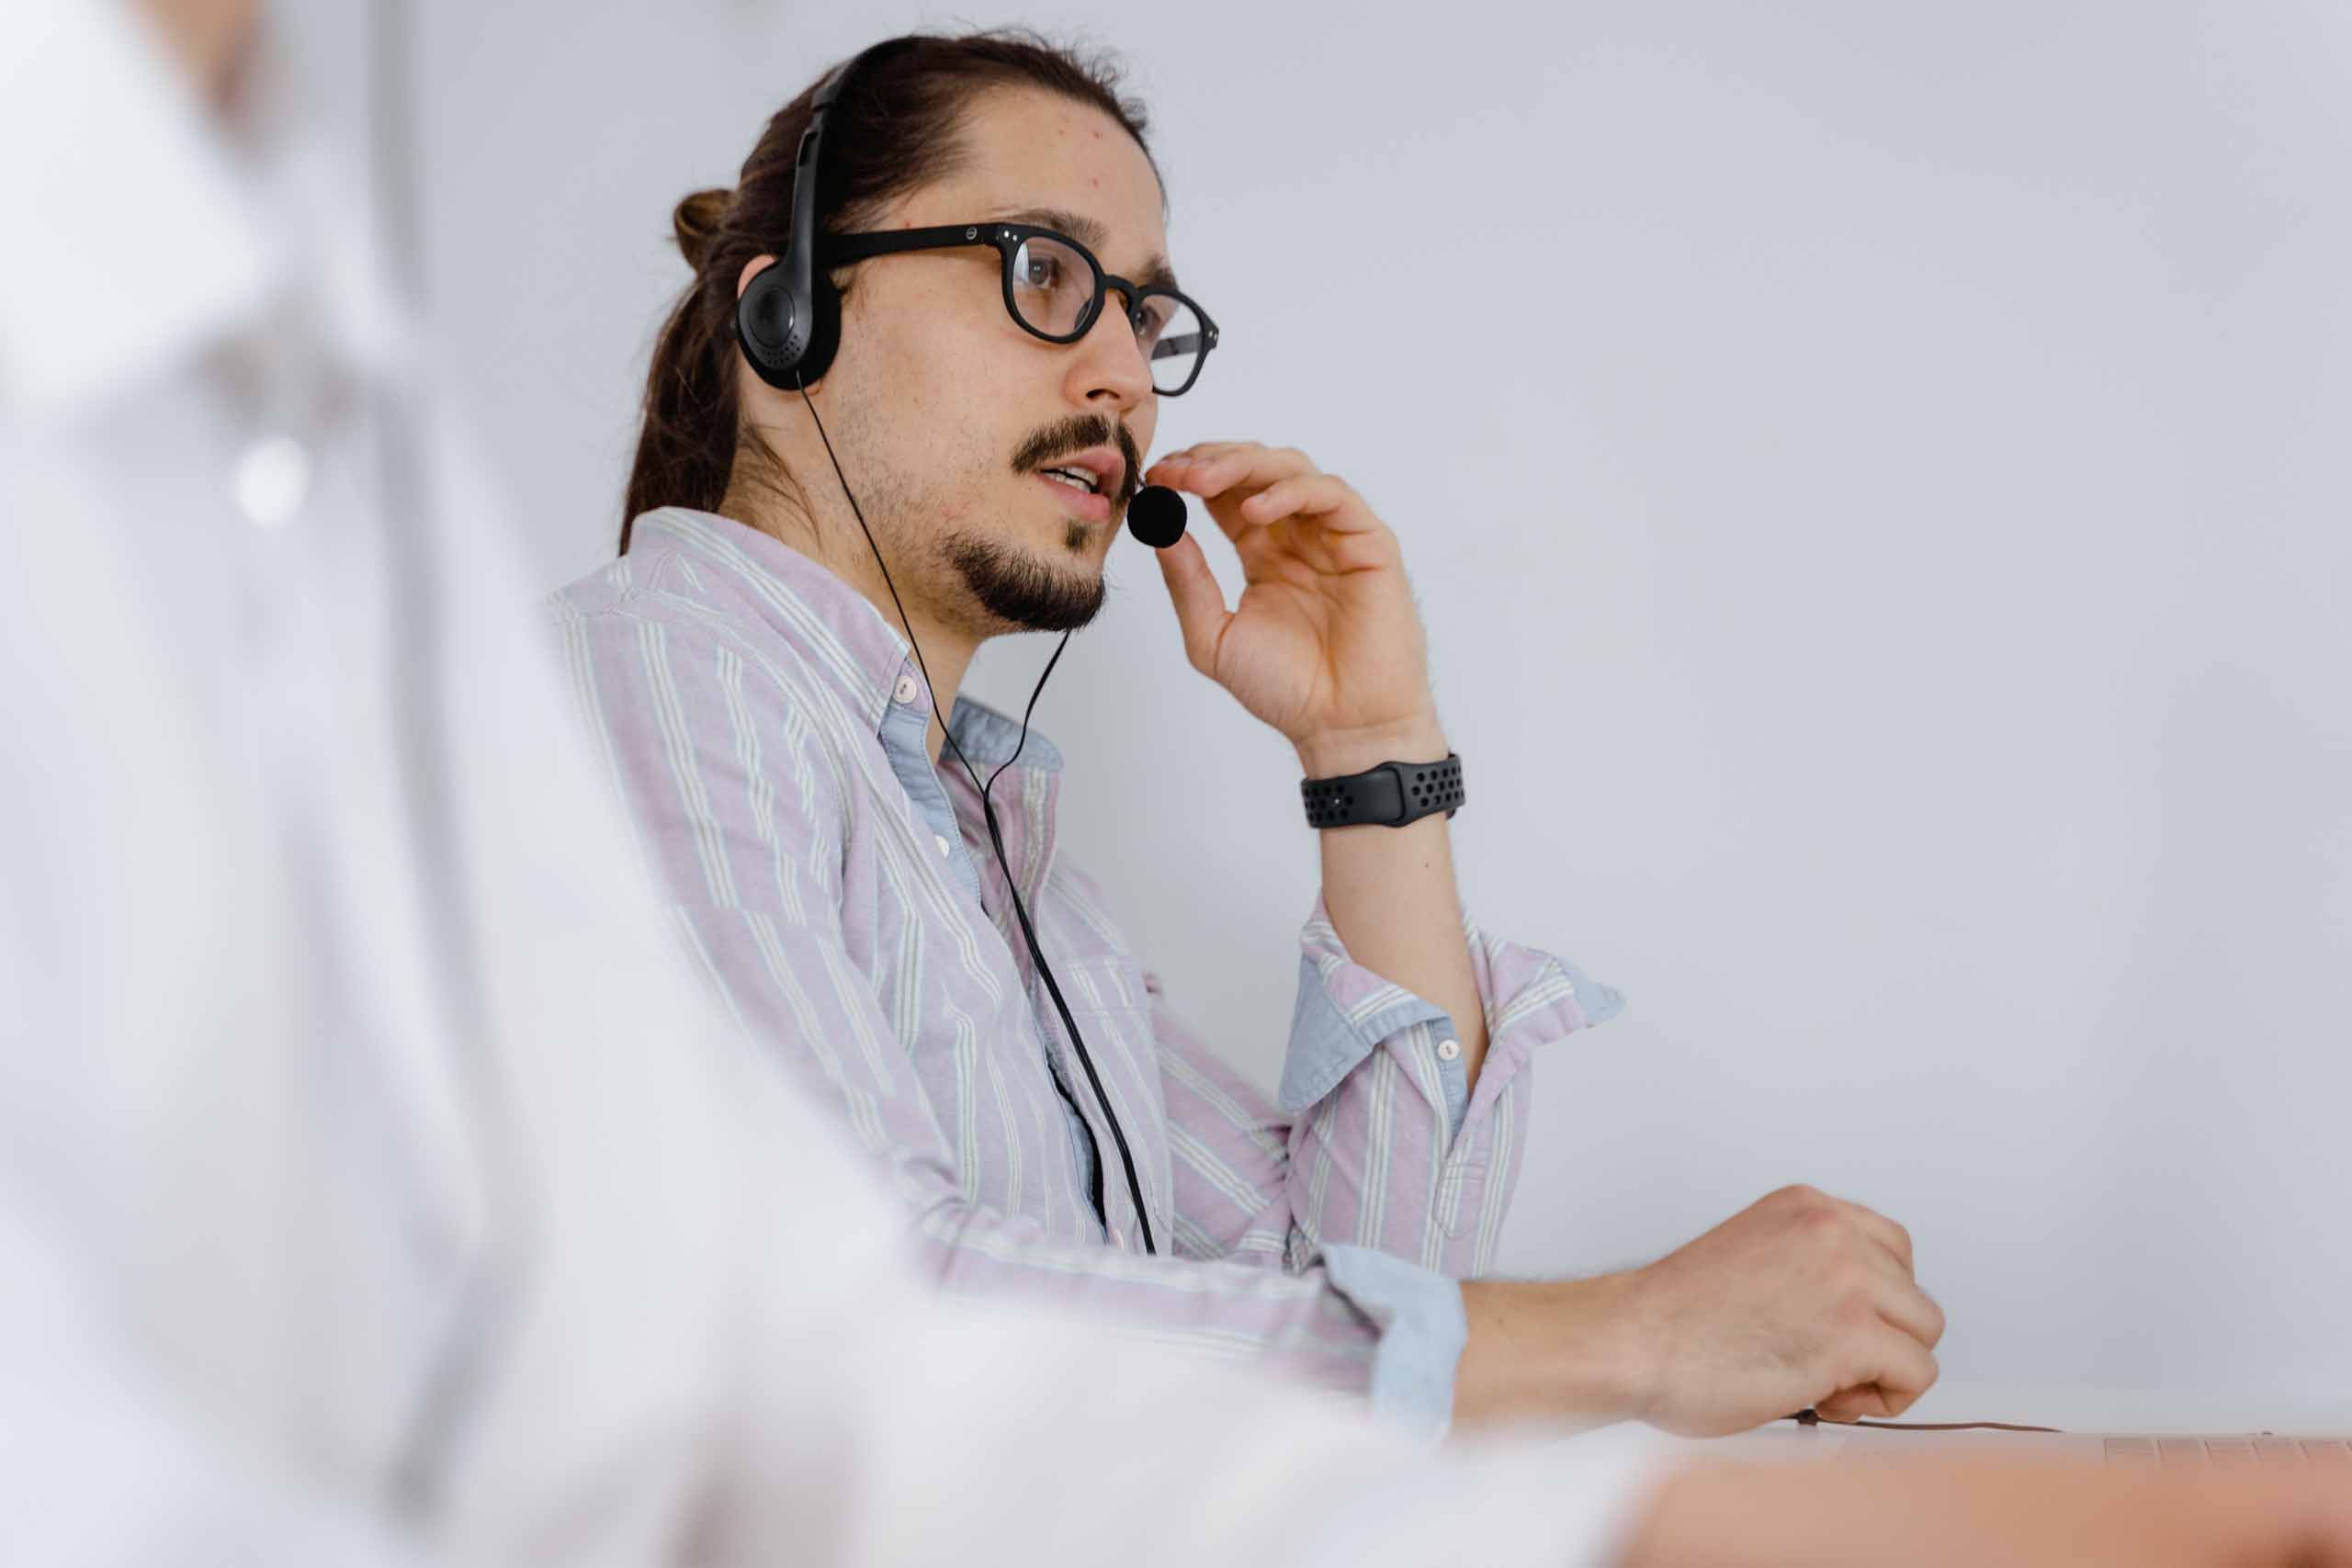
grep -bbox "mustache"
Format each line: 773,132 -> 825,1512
1013,416 -> 1142,503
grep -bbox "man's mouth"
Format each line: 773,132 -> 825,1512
1038,465 -> 1102,496
1034,470 -> 1112,523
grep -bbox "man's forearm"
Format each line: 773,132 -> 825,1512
1297,716 -> 1491,1089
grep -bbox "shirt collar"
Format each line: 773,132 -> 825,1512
943,700 -> 1065,775
630,507 -> 1064,776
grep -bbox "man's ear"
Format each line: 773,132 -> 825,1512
737,254 -> 776,299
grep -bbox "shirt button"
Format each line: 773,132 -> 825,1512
893,673 -> 921,705
934,833 -> 953,858
233,434 -> 311,530
1436,1038 -> 1462,1062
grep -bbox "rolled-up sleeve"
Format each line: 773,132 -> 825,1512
1283,894 -> 1623,1276
1318,1242 -> 1468,1436
1143,897 -> 1621,1438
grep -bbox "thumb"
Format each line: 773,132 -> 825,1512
1815,1385 -> 1892,1422
1815,1378 -> 1910,1424
1152,532 -> 1230,677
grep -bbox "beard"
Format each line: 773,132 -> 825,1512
941,525 -> 1107,634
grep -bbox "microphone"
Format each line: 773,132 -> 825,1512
1125,484 -> 1188,549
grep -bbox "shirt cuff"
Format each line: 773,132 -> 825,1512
1319,1242 -> 1467,1441
1278,894 -> 1625,1138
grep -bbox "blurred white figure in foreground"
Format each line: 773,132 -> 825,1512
5,4 -> 2352,1566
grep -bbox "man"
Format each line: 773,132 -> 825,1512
12,4 -> 2352,1564
553,28 -> 1941,1437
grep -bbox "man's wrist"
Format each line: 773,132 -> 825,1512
1453,1273 -> 1658,1428
1295,716 -> 1450,781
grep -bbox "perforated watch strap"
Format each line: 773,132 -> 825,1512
1301,753 -> 1464,829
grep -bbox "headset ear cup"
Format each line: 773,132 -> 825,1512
732,266 -> 842,390
734,267 -> 802,389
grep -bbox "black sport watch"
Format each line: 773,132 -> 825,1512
1300,753 -> 1464,829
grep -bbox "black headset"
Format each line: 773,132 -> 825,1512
731,39 -> 869,390
732,37 -> 1193,1254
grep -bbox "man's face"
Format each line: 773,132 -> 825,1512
810,85 -> 1172,637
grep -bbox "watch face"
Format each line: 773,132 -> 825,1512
1303,755 -> 1460,829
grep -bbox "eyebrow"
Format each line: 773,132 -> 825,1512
996,205 -> 1182,294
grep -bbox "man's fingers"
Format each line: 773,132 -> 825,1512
1834,1197 -> 1917,1276
1838,1202 -> 1941,1348
1813,1385 -> 1892,1422
1150,532 -> 1230,675
1238,473 -> 1341,525
1871,1273 -> 1948,1351
1824,1325 -> 1939,1419
1865,1327 -> 1940,1415
1871,1279 -> 1947,1354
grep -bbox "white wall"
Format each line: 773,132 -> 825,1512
405,0 -> 2352,1402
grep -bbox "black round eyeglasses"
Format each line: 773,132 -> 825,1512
820,220 -> 1219,397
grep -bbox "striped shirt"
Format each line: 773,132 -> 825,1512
547,506 -> 1623,1433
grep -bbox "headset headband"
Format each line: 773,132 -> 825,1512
741,37 -> 918,383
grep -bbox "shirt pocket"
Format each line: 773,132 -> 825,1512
1051,950 -> 1153,1019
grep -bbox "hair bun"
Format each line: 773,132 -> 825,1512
672,187 -> 734,271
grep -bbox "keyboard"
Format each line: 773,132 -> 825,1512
2104,1437 -> 2352,1466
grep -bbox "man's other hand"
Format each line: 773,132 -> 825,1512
1457,1184 -> 1944,1435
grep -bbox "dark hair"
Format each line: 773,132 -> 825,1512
618,28 -> 1160,554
